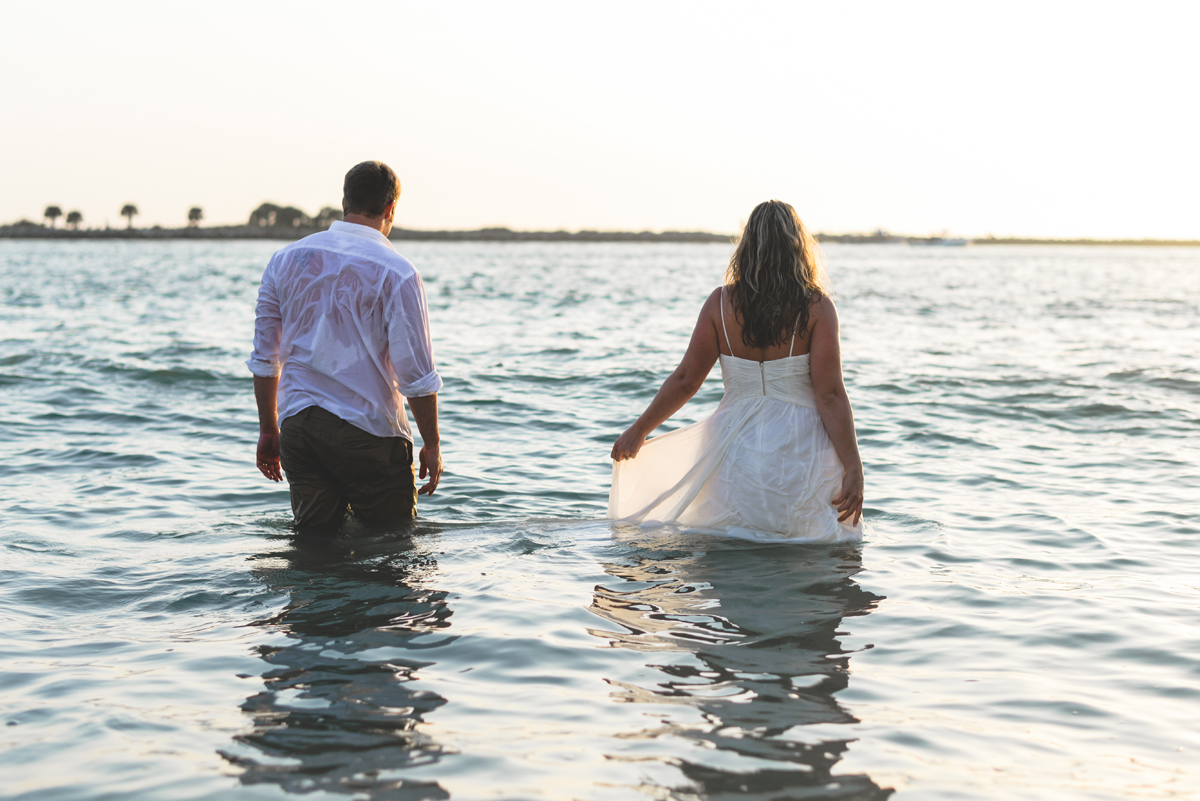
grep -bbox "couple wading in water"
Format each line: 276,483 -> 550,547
251,161 -> 863,541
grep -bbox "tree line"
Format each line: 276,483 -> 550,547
38,203 -> 340,230
247,203 -> 342,230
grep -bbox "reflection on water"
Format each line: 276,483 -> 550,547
223,526 -> 453,799
224,523 -> 893,799
590,535 -> 893,799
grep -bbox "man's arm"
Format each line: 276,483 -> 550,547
254,375 -> 283,482
387,272 -> 445,496
406,394 -> 441,495
248,261 -> 284,482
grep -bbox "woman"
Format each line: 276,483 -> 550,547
609,200 -> 863,541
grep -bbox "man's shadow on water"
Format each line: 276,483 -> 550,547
590,534 -> 894,800
219,522 -> 455,801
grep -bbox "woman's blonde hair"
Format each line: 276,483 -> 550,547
725,200 -> 830,350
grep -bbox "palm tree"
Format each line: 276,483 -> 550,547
66,210 -> 83,230
44,206 -> 63,228
120,204 -> 139,229
187,207 -> 203,227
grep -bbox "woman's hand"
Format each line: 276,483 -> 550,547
831,467 -> 864,526
611,427 -> 647,462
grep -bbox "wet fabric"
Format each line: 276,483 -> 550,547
608,354 -> 862,543
247,220 -> 442,441
279,405 -> 416,529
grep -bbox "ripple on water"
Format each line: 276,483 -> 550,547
1,241 -> 1199,798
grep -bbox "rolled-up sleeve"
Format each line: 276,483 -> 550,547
387,272 -> 442,397
246,262 -> 283,378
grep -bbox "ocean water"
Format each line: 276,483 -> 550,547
1,239 -> 1198,800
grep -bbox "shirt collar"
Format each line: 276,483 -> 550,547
330,220 -> 396,251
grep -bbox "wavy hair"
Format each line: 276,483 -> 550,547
725,200 -> 830,350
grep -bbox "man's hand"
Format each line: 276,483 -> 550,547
407,394 -> 442,497
254,375 -> 283,482
418,442 -> 442,496
257,429 -> 283,482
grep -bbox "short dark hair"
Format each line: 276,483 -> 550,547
343,161 -> 401,217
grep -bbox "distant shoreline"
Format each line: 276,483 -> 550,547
0,223 -> 1196,247
0,224 -> 731,244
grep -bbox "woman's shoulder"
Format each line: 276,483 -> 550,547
702,285 -> 726,313
809,289 -> 837,315
808,290 -> 840,333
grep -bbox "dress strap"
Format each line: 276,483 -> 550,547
788,311 -> 802,357
720,286 -> 735,355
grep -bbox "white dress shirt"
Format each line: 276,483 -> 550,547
247,221 -> 442,440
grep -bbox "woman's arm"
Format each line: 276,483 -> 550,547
611,289 -> 722,461
808,295 -> 864,525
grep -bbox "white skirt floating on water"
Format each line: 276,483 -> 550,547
608,353 -> 862,544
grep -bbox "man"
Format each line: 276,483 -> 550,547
247,160 -> 442,531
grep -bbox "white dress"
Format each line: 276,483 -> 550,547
608,294 -> 862,543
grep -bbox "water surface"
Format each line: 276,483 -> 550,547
1,240 -> 1198,799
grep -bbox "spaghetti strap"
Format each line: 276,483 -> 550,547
720,286 -> 735,355
788,312 -> 802,357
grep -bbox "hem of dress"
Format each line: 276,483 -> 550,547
610,516 -> 863,544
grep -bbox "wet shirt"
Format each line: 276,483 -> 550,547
247,221 -> 442,440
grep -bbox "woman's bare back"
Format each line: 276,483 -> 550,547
711,285 -> 822,361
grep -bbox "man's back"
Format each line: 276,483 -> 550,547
249,220 -> 441,441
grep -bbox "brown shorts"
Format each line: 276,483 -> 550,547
279,406 -> 416,531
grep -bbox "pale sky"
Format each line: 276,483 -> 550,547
2,1 -> 1197,238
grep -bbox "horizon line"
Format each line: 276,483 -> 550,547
2,220 -> 1199,247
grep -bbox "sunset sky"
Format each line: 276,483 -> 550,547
3,1 -> 1198,238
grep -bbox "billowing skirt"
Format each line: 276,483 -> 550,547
609,397 -> 862,543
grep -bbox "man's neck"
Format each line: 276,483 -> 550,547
342,213 -> 391,236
